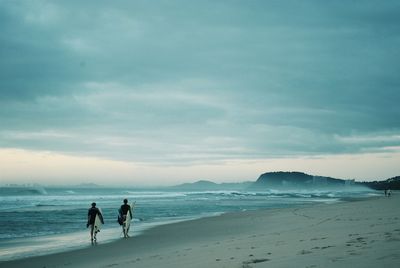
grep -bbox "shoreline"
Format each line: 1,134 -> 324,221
0,212 -> 224,262
0,196 -> 349,262
0,193 -> 357,262
1,193 -> 399,267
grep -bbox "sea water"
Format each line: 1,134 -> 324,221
0,186 -> 377,261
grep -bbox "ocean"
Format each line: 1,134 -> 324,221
0,186 -> 377,261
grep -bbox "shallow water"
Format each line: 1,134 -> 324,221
0,186 -> 377,260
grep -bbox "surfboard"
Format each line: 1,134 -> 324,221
94,209 -> 104,235
118,208 -> 124,225
123,202 -> 135,237
123,209 -> 131,236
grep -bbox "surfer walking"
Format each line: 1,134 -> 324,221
119,199 -> 133,238
87,202 -> 104,241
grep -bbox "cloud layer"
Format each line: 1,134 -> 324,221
1,0 -> 400,167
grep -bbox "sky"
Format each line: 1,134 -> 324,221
1,0 -> 400,186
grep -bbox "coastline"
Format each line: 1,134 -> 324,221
1,193 -> 399,268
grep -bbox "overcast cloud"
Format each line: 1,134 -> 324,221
1,0 -> 400,169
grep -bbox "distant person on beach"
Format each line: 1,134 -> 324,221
387,189 -> 391,197
87,202 -> 103,241
384,189 -> 387,196
119,199 -> 133,238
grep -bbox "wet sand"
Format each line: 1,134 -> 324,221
1,192 -> 399,268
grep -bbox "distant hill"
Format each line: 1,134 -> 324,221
173,180 -> 217,190
169,172 -> 400,191
359,176 -> 400,190
253,171 -> 354,189
74,183 -> 102,188
171,180 -> 253,191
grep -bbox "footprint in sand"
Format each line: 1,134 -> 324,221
331,257 -> 344,262
349,233 -> 360,237
298,250 -> 313,255
242,258 -> 270,267
346,236 -> 368,247
310,237 -> 327,241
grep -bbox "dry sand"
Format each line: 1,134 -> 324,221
1,192 -> 399,268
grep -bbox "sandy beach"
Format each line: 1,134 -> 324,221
1,192 -> 399,268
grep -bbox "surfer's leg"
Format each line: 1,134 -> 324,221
122,215 -> 127,237
90,225 -> 94,240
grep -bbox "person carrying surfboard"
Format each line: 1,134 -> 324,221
119,199 -> 133,238
87,202 -> 104,241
